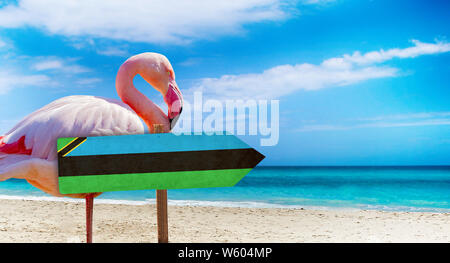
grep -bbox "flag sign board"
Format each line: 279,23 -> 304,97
57,133 -> 265,194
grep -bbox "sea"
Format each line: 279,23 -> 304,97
1,166 -> 450,212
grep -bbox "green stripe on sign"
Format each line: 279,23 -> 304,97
58,169 -> 252,194
57,137 -> 77,151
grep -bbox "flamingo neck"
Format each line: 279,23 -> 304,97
116,61 -> 170,133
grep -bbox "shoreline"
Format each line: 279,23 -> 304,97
0,198 -> 449,242
0,194 -> 449,213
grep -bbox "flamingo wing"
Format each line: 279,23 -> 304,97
0,95 -> 145,197
1,95 -> 145,160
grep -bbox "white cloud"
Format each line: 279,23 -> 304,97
68,38 -> 129,57
331,40 -> 450,65
75,77 -> 102,86
299,119 -> 450,132
31,57 -> 90,74
32,60 -> 63,71
297,124 -> 347,132
298,112 -> 450,132
0,69 -> 52,94
354,112 -> 450,122
363,119 -> 450,128
96,46 -> 129,57
0,53 -> 97,94
0,36 -> 13,50
0,0 -> 292,44
302,0 -> 336,5
178,57 -> 202,67
194,65 -> 397,100
0,40 -> 62,94
192,40 -> 450,100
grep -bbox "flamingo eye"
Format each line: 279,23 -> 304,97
167,69 -> 175,79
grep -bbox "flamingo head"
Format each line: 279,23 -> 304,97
117,53 -> 184,131
147,54 -> 183,130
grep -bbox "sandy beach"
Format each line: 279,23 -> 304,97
0,199 -> 449,243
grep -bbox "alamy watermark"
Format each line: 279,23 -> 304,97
172,92 -> 279,146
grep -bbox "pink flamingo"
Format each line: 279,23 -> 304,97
0,52 -> 183,241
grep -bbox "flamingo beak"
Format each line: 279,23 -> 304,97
164,83 -> 183,130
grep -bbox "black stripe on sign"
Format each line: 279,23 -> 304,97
58,148 -> 265,177
58,137 -> 87,157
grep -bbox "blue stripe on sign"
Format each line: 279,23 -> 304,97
63,133 -> 251,157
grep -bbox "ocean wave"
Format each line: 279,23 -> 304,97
0,194 -> 448,213
0,194 -> 303,208
356,204 -> 450,213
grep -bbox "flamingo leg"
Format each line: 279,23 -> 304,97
85,193 -> 94,243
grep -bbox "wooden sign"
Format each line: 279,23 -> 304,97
57,133 -> 265,194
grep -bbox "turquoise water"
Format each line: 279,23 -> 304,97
1,166 -> 450,212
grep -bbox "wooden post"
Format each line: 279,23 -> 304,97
153,124 -> 169,243
85,193 -> 94,243
156,189 -> 168,243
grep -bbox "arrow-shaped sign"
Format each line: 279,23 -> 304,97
57,133 -> 265,194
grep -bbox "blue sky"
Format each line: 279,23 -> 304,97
0,0 -> 449,165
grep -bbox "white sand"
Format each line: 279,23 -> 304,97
0,199 -> 449,242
